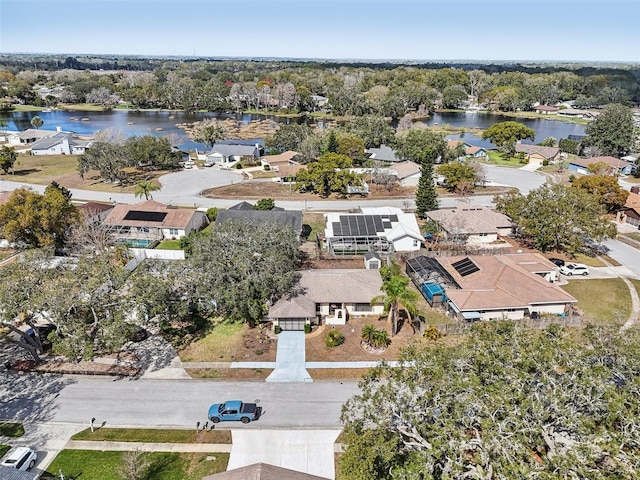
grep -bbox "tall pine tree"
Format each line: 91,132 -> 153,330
415,160 -> 437,217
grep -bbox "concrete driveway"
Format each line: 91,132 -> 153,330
229,430 -> 341,479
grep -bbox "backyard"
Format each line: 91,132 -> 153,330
562,278 -> 633,325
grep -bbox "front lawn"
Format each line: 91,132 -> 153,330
484,151 -> 525,167
562,278 -> 631,325
178,321 -> 245,362
45,450 -> 228,480
72,428 -> 231,444
0,445 -> 10,458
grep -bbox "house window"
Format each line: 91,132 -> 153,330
354,303 -> 373,312
479,233 -> 488,237
413,239 -> 419,247
169,228 -> 179,236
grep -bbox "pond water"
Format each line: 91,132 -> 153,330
0,109 -> 585,151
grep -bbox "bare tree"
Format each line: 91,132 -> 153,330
93,128 -> 127,145
117,450 -> 150,480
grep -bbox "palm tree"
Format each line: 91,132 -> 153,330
371,329 -> 390,349
134,179 -> 160,200
30,116 -> 44,129
372,274 -> 420,336
361,324 -> 377,346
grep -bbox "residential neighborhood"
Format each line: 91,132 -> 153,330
0,11 -> 639,479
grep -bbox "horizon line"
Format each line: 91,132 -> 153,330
1,52 -> 639,65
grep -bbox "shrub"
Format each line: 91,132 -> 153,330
568,174 -> 575,183
235,163 -> 243,169
325,330 -> 345,347
304,323 -> 311,334
274,325 -> 281,334
206,207 -> 218,222
542,159 -> 549,166
423,325 -> 442,341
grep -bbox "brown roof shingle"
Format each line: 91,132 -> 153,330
103,200 -> 200,229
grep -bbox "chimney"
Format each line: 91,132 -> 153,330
56,126 -> 62,132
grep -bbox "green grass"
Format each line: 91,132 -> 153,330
250,170 -> 277,179
302,211 -> 326,242
0,445 -> 11,458
0,422 -> 25,437
483,151 -> 526,167
72,428 -> 231,444
178,321 -> 245,362
562,278 -> 631,325
8,153 -> 80,183
156,240 -> 182,250
45,450 -> 229,480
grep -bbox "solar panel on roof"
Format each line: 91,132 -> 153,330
389,214 -> 398,222
365,216 -> 376,235
382,222 -> 392,229
452,257 -> 480,277
123,211 -> 167,222
374,216 -> 384,232
332,221 -> 342,236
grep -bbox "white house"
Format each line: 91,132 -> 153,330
324,206 -> 423,255
30,132 -> 91,155
426,203 -> 512,244
205,143 -> 260,166
268,269 -> 385,330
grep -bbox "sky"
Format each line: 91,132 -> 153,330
1,0 -> 638,62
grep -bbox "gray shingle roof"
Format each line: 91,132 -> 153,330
0,465 -> 40,480
216,209 -> 302,234
30,132 -> 90,151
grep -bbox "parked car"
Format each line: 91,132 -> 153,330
559,263 -> 590,276
548,258 -> 565,267
208,400 -> 259,424
0,446 -> 37,471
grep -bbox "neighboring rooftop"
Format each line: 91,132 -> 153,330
103,200 -> 200,229
426,203 -> 512,235
202,463 -> 330,480
216,208 -> 302,234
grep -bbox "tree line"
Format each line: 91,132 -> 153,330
1,56 -> 638,113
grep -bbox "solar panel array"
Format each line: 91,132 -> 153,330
331,215 -> 397,236
123,210 -> 167,222
451,257 -> 480,277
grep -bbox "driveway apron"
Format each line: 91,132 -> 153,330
266,331 -> 312,383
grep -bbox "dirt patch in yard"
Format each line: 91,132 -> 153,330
202,181 -> 416,200
305,315 -> 422,363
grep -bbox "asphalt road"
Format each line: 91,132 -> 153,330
604,237 -> 640,278
0,163 -> 546,211
2,375 -> 360,430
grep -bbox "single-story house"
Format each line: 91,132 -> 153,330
323,206 -> 423,255
465,145 -> 487,158
311,94 -> 329,109
568,156 -> 636,176
215,208 -> 303,237
205,143 -> 261,166
202,462 -> 330,480
261,151 -> 301,171
557,108 -> 599,119
268,269 -> 384,330
102,200 -> 208,247
425,203 -> 512,244
406,253 -> 575,321
515,144 -> 560,164
75,201 -> 114,226
535,105 -> 559,114
7,128 -> 58,146
365,144 -> 400,163
29,131 -> 91,155
618,191 -> 640,228
391,161 -> 421,187
277,164 -> 307,182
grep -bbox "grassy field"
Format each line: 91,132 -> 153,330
45,450 -> 229,480
0,422 -> 24,437
178,322 -> 244,362
8,153 -> 79,183
72,428 -> 231,444
562,278 -> 631,325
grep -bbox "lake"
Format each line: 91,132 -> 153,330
0,109 -> 585,151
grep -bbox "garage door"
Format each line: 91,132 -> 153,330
279,319 -> 306,331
